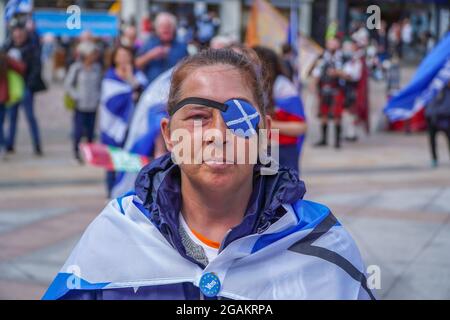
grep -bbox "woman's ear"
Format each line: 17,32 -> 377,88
160,118 -> 173,152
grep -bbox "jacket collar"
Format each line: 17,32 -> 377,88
135,153 -> 306,264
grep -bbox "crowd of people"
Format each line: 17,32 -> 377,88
1,10 -> 308,197
1,9 -> 448,195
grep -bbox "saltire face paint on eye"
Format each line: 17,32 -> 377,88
171,97 -> 260,138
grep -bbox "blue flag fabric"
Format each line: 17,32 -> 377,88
384,32 -> 450,122
99,68 -> 146,148
110,68 -> 172,198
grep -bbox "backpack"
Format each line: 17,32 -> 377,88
6,70 -> 25,107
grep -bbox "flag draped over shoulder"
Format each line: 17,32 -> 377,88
110,68 -> 172,198
245,0 -> 288,53
383,32 -> 450,124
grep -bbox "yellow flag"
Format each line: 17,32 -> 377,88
245,0 -> 288,53
109,1 -> 121,14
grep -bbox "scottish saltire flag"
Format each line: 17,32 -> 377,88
273,75 -> 306,152
5,0 -> 32,22
221,99 -> 260,138
384,32 -> 450,122
99,68 -> 147,148
110,68 -> 172,198
43,195 -> 374,300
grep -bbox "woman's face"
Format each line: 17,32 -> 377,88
114,48 -> 132,68
161,64 -> 269,193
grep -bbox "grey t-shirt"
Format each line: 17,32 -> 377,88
64,62 -> 103,112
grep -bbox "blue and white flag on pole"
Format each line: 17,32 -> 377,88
5,0 -> 32,22
110,68 -> 172,198
384,32 -> 450,122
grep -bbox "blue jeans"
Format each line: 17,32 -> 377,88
7,89 -> 42,151
73,110 -> 96,157
0,104 -> 5,152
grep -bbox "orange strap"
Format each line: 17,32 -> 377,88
190,228 -> 220,249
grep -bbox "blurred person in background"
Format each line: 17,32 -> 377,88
136,12 -> 188,84
210,35 -> 233,50
0,49 -> 25,158
4,19 -> 46,156
253,46 -> 307,174
121,24 -> 141,54
337,39 -> 363,142
100,45 -> 147,197
64,41 -> 103,163
388,22 -> 402,58
425,81 -> 450,168
312,37 -> 344,149
401,18 -> 414,61
196,11 -> 220,48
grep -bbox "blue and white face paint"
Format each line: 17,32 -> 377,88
171,97 -> 260,138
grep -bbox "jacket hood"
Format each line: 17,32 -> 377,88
135,153 -> 306,264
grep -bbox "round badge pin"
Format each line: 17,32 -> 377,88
199,272 -> 221,297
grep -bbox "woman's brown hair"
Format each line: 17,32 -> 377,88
109,44 -> 134,69
167,48 -> 267,121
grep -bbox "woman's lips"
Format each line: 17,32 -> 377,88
203,158 -> 235,169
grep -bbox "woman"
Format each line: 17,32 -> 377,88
64,41 -> 102,162
44,49 -> 374,300
0,50 -> 25,157
253,46 -> 307,174
99,45 -> 147,197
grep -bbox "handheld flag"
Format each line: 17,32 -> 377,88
80,143 -> 149,172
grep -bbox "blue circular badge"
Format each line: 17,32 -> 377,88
199,272 -> 221,297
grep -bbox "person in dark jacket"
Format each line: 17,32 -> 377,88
43,49 -> 373,300
5,23 -> 46,155
425,82 -> 450,167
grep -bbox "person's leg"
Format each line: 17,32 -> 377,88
6,103 -> 19,152
335,119 -> 342,149
22,89 -> 42,154
426,118 -> 438,166
85,111 -> 96,143
315,100 -> 329,146
0,105 -> 5,153
73,110 -> 83,161
333,91 -> 345,149
106,170 -> 116,198
445,123 -> 450,162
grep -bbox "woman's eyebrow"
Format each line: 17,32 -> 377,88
183,105 -> 210,111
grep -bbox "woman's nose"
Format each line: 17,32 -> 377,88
205,111 -> 228,145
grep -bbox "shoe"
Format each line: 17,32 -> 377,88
34,147 -> 43,157
6,146 -> 15,154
